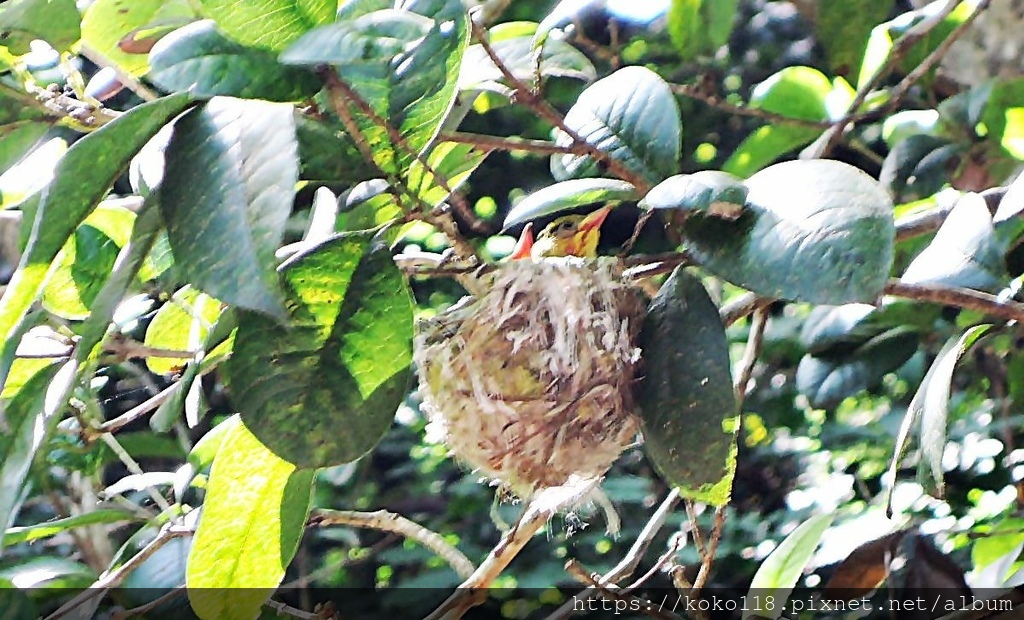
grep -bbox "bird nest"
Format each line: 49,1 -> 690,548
414,258 -> 645,498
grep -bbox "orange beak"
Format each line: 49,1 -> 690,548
508,222 -> 534,260
578,205 -> 612,234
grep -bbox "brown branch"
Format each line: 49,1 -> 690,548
884,280 -> 1024,323
720,292 -> 773,328
308,509 -> 475,579
469,21 -> 652,193
93,382 -> 181,436
895,186 -> 1007,241
317,68 -> 486,235
672,83 -> 832,128
439,131 -> 582,155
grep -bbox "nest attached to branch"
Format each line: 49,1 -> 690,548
414,258 -> 645,499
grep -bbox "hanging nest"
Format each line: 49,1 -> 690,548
414,257 -> 646,498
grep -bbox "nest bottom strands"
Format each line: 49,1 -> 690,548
415,258 -> 645,498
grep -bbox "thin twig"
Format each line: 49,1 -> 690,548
112,587 -> 185,619
318,69 -> 486,235
547,488 -> 682,619
734,307 -> 769,399
720,293 -> 773,328
94,382 -> 180,435
44,525 -> 191,620
684,500 -> 706,557
439,131 -> 581,155
689,506 -> 726,597
308,509 -> 475,579
803,0 -> 970,159
672,83 -> 832,128
264,599 -> 317,620
469,21 -> 651,192
884,280 -> 1024,323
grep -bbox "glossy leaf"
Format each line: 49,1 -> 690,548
149,20 -> 321,101
81,0 -> 197,76
552,66 -> 681,184
724,67 -> 831,177
637,267 -> 737,506
0,365 -> 60,542
42,203 -> 136,320
4,509 -> 138,546
159,98 -> 298,319
0,93 -> 195,395
879,134 -> 958,202
800,300 -> 937,355
197,0 -> 335,52
0,122 -> 51,177
743,513 -> 834,619
667,0 -> 740,61
902,193 -> 1009,293
640,171 -> 747,219
0,0 -> 80,54
227,232 -> 414,468
503,178 -> 637,229
916,324 -> 992,498
279,10 -> 434,66
796,326 -> 919,410
682,159 -> 895,304
319,1 -> 469,180
186,421 -> 314,620
295,115 -> 378,184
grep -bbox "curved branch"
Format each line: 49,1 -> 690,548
309,509 -> 475,579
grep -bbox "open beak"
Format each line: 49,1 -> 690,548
508,222 -> 534,260
578,205 -> 612,234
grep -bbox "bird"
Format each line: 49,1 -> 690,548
508,205 -> 612,260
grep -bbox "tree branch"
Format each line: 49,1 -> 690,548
883,280 -> 1024,323
308,509 -> 475,579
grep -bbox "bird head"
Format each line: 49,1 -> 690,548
508,206 -> 611,260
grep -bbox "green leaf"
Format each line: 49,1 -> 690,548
0,0 -> 80,54
636,267 -> 737,506
149,20 -> 320,101
723,124 -> 820,178
640,171 -> 747,219
815,0 -> 895,75
722,67 -> 832,177
279,9 -> 434,66
0,93 -> 194,395
0,557 -> 94,589
743,513 -> 834,619
4,508 -> 139,546
552,66 -> 681,184
186,421 -> 314,620
226,232 -> 414,468
81,0 -> 197,76
0,365 -> 60,542
902,192 -> 1008,293
879,134 -> 958,202
159,97 -> 298,319
666,0 -> 740,61
981,78 -> 1024,144
796,326 -> 919,409
295,115 -> 377,184
0,578 -> 35,620
800,300 -> 937,355
750,66 -> 832,121
42,202 -> 136,320
364,0 -> 469,180
459,34 -> 595,91
144,286 -> 223,375
682,159 -> 895,304
197,0 -> 335,52
0,122 -> 51,177
915,324 -> 992,498
882,109 -> 942,148
503,178 -> 637,229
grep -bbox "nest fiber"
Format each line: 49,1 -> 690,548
415,258 -> 645,497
